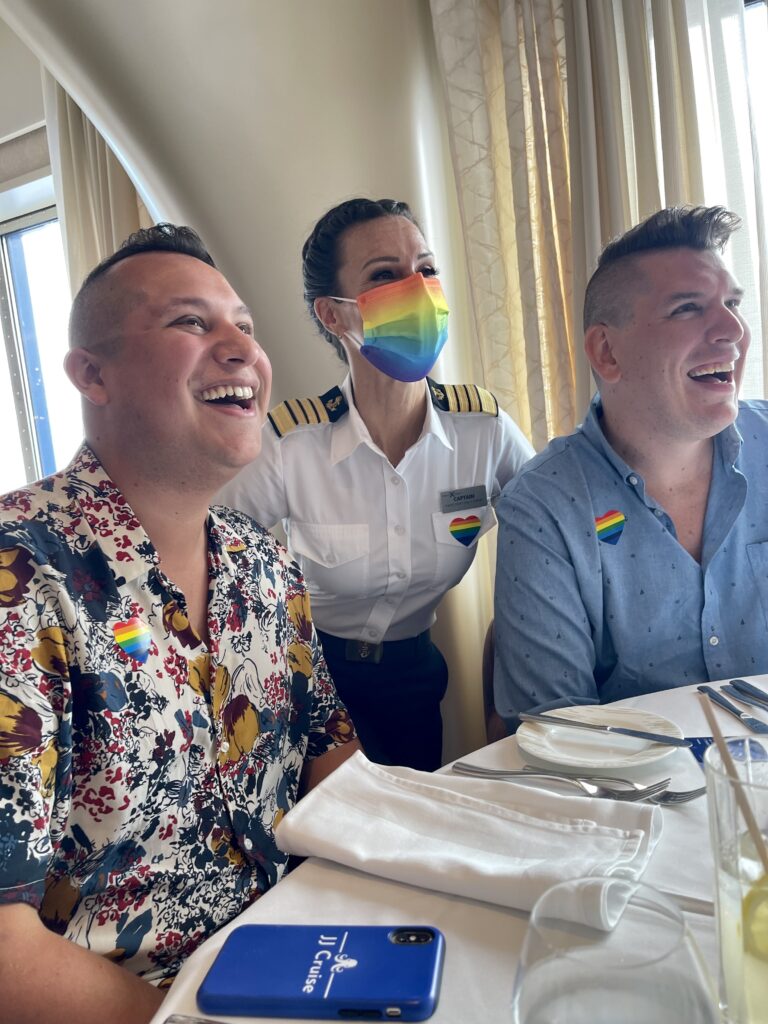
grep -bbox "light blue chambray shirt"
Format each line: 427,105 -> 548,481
493,396 -> 768,721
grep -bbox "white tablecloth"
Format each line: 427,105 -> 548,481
149,678 -> 760,1024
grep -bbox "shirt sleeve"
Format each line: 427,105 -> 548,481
492,481 -> 600,725
305,620 -> 357,760
0,544 -> 58,908
216,424 -> 289,529
280,558 -> 357,760
492,410 -> 535,497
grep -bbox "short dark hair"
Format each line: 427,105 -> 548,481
302,197 -> 421,362
583,205 -> 741,331
69,223 -> 215,350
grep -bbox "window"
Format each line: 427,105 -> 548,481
739,0 -> 767,399
0,207 -> 79,492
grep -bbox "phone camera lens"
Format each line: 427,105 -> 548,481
391,928 -> 434,945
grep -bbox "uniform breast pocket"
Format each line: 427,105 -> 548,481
431,505 -> 497,588
288,521 -> 370,599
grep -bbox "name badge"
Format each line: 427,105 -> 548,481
440,485 -> 488,514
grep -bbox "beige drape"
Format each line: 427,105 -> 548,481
432,0 -> 768,437
566,0 -> 767,408
42,70 -> 150,294
430,0 -> 576,452
428,0 -> 576,758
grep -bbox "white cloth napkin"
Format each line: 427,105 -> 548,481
549,876 -> 639,930
276,752 -> 662,916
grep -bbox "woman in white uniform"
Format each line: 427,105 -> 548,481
221,198 -> 533,769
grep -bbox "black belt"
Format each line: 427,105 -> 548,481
316,629 -> 431,665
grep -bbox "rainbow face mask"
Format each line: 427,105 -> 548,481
334,273 -> 450,382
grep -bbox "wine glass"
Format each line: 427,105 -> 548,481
511,877 -> 717,1024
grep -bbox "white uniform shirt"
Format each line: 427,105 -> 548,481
220,377 -> 533,642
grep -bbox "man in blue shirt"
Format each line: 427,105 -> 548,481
493,205 -> 768,723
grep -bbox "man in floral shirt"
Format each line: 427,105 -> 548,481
0,225 -> 360,1024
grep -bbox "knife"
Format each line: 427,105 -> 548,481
697,685 -> 768,735
728,678 -> 768,709
518,711 -> 692,747
721,683 -> 768,715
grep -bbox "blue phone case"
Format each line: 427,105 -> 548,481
197,924 -> 445,1020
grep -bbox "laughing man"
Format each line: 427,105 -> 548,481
0,225 -> 359,1024
493,205 -> 768,723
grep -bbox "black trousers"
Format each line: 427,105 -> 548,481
317,629 -> 449,772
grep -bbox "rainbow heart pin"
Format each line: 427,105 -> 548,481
595,509 -> 626,545
113,616 -> 151,663
449,515 -> 482,547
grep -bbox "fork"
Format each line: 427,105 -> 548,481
647,784 -> 707,805
519,766 -> 706,804
450,762 -> 671,801
523,768 -> 707,804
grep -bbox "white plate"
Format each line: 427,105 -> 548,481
516,706 -> 685,770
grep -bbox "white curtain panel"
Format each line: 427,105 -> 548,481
429,0 -> 576,451
567,0 -> 767,404
431,0 -> 768,429
42,69 -> 148,294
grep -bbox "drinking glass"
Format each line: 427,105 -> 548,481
705,737 -> 768,1024
511,877 -> 717,1024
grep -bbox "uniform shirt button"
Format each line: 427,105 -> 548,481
243,837 -> 254,851
396,572 -> 407,580
709,635 -> 720,647
220,740 -> 230,754
391,476 -> 401,486
654,509 -> 663,518
628,475 -> 639,486
368,629 -> 378,639
394,525 -> 405,536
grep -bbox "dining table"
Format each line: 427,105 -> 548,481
149,677 -> 763,1024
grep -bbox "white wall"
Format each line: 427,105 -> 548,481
0,0 -> 489,760
0,18 -> 43,142
0,0 -> 478,398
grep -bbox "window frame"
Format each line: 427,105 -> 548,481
0,204 -> 59,481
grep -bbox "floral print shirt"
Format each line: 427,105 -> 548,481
0,445 -> 355,982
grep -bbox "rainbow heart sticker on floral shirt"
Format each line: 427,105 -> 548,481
449,515 -> 481,547
595,509 -> 626,545
113,616 -> 151,663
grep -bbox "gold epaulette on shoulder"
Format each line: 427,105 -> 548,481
267,385 -> 349,438
427,378 -> 499,416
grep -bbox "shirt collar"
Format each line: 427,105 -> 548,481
423,388 -> 453,451
65,443 -> 159,583
329,376 -> 452,464
720,407 -> 744,466
64,444 -> 243,585
581,393 -> 745,484
206,506 -> 247,578
580,395 -> 638,483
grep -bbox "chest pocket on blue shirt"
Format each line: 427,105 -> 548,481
747,541 -> 768,631
431,505 -> 496,588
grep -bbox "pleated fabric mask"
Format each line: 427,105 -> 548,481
333,273 -> 449,382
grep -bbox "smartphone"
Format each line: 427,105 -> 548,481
196,924 -> 445,1020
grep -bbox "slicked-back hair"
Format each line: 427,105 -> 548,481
302,197 -> 422,362
69,223 -> 215,351
583,205 -> 742,332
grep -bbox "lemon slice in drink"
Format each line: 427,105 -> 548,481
743,873 -> 768,961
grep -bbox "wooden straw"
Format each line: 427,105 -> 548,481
698,691 -> 768,875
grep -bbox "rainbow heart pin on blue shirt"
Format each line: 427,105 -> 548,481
595,510 -> 626,545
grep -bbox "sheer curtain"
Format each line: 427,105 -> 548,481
432,0 -> 768,433
567,0 -> 768,408
42,70 -> 151,294
429,0 -> 576,452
